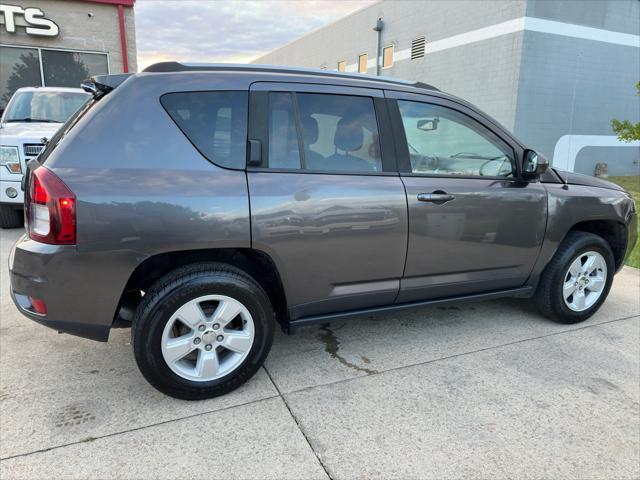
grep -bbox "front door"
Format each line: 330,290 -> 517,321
247,83 -> 408,319
387,91 -> 547,303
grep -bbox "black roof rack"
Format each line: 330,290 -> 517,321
142,62 -> 439,91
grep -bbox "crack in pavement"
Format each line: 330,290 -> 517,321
263,365 -> 334,480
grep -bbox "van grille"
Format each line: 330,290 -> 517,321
411,37 -> 426,59
24,144 -> 45,157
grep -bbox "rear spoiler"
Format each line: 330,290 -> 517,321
81,73 -> 132,99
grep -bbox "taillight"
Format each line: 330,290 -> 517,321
27,166 -> 76,245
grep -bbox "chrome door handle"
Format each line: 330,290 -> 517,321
417,192 -> 455,204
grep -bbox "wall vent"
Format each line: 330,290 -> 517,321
411,37 -> 426,59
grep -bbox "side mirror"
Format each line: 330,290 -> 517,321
417,117 -> 439,131
522,150 -> 549,178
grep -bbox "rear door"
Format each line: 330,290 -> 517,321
387,90 -> 547,302
247,82 -> 408,319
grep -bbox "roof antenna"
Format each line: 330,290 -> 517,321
561,170 -> 569,190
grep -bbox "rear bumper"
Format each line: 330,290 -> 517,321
8,234 -> 114,341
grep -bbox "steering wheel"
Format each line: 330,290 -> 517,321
479,156 -> 511,176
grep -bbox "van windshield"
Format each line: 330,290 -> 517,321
3,90 -> 90,124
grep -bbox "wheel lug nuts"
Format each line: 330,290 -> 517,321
205,344 -> 212,351
198,325 -> 205,332
194,338 -> 201,345
216,335 -> 224,342
213,323 -> 220,330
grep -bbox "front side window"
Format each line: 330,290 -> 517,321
161,91 -> 248,169
266,92 -> 382,173
397,100 -> 514,177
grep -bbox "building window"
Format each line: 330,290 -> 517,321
0,46 -> 40,108
337,60 -> 346,72
41,50 -> 109,88
382,45 -> 394,68
0,45 -> 110,111
411,37 -> 426,60
358,54 -> 367,74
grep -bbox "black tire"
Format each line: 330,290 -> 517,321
0,205 -> 23,229
132,262 -> 275,400
534,231 -> 615,324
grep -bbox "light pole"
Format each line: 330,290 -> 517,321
373,18 -> 383,76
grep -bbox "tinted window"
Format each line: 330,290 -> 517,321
161,91 -> 248,169
41,50 -> 108,88
268,92 -> 300,169
296,93 -> 381,172
398,100 -> 514,177
0,46 -> 41,110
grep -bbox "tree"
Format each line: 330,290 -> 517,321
42,51 -> 89,88
611,81 -> 640,142
1,51 -> 90,109
1,52 -> 41,106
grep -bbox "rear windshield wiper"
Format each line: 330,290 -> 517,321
5,118 -> 60,123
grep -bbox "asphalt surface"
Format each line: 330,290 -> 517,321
1,227 -> 639,479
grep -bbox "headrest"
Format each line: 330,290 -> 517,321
334,117 -> 363,152
301,115 -> 319,145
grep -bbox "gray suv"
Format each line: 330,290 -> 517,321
8,63 -> 637,399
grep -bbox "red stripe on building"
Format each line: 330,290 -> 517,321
117,4 -> 129,72
79,0 -> 135,6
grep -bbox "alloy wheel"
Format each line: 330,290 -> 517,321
562,251 -> 607,312
161,295 -> 255,382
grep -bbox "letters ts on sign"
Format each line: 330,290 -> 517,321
0,4 -> 59,37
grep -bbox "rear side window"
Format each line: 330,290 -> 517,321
161,91 -> 247,169
268,92 -> 300,169
266,92 -> 382,173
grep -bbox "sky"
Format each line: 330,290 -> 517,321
135,0 -> 376,70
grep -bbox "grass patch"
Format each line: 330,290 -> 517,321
608,176 -> 640,268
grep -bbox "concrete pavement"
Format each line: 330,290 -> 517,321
1,227 -> 638,479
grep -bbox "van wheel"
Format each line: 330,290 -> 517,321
0,206 -> 23,229
534,231 -> 614,324
132,262 -> 275,400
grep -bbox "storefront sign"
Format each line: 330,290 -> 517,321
0,4 -> 59,37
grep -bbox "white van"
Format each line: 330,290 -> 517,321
0,87 -> 90,228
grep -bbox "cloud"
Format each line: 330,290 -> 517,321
135,0 -> 376,71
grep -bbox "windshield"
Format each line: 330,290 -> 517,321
2,91 -> 90,123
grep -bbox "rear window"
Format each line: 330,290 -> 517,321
160,91 -> 248,169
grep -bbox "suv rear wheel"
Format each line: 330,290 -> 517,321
0,205 -> 23,229
132,262 -> 275,400
534,231 -> 615,324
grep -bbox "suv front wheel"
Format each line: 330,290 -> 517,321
132,263 -> 275,400
535,231 -> 615,324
